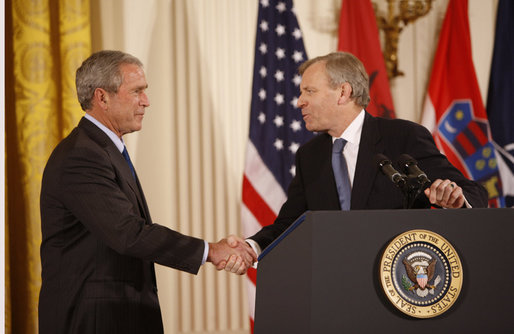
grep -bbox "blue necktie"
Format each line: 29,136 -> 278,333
332,138 -> 351,210
122,146 -> 136,179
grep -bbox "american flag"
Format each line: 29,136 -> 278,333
241,0 -> 313,330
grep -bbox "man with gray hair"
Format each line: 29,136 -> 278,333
39,50 -> 256,333
245,52 -> 488,255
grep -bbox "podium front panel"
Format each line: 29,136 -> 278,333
254,209 -> 513,333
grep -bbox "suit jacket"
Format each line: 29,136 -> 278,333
250,112 -> 488,249
39,118 -> 205,334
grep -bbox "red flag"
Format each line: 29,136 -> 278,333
338,0 -> 395,118
421,0 -> 504,207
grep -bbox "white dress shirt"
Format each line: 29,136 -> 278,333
332,110 -> 365,187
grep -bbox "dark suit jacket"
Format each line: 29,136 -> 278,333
250,112 -> 488,249
39,118 -> 205,334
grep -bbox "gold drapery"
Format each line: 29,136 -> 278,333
5,0 -> 91,332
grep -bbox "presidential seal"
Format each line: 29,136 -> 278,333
379,230 -> 463,318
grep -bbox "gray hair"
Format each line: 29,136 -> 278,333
298,52 -> 370,108
75,50 -> 143,111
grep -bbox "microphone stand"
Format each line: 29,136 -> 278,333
375,154 -> 430,209
403,176 -> 430,209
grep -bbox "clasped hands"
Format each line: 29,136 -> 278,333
424,178 -> 466,208
207,235 -> 257,275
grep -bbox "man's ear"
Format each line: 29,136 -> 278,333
93,88 -> 109,109
338,82 -> 353,105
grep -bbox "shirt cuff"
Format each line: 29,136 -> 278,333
245,239 -> 262,269
442,195 -> 472,209
202,240 -> 209,265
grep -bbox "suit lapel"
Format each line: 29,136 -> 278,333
107,145 -> 152,222
351,113 -> 383,209
134,173 -> 152,222
78,118 -> 150,221
304,134 -> 341,210
319,134 -> 341,209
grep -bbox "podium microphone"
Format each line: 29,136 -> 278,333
375,154 -> 406,188
398,154 -> 431,187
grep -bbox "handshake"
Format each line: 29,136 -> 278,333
207,235 -> 258,275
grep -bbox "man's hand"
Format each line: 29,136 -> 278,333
207,235 -> 257,275
424,179 -> 465,208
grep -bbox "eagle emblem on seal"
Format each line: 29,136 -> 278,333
402,251 -> 441,297
380,230 -> 463,318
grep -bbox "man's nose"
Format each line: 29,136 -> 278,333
297,95 -> 306,108
141,92 -> 150,107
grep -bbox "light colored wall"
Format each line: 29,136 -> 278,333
90,1 -> 498,333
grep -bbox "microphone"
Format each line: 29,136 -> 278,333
398,154 -> 431,186
375,153 -> 406,188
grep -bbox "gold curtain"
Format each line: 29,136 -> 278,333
5,0 -> 91,332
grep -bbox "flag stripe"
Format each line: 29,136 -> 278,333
245,277 -> 256,323
241,205 -> 265,239
244,141 -> 286,214
247,267 -> 257,286
242,176 -> 277,228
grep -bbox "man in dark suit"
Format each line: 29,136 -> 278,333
244,52 -> 488,254
39,50 -> 256,334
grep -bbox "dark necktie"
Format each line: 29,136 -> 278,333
332,138 -> 351,210
122,146 -> 136,179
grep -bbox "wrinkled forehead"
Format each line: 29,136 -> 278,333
301,62 -> 332,87
119,63 -> 148,87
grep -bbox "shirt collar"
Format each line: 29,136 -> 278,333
332,109 -> 365,145
84,113 -> 125,153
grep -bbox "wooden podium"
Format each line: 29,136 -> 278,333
254,209 -> 514,333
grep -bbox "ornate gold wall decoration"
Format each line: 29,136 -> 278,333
374,0 -> 434,79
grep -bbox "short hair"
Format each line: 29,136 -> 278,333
298,52 -> 370,108
75,50 -> 143,111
